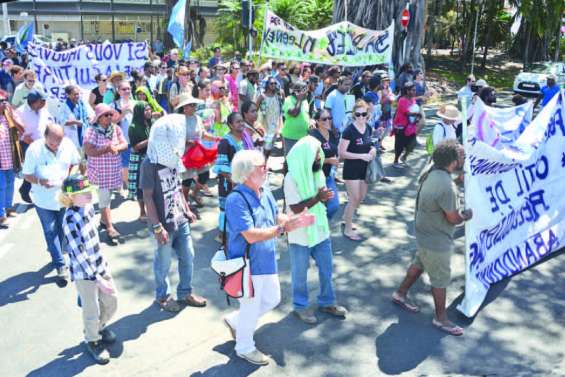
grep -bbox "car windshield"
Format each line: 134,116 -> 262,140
527,64 -> 551,73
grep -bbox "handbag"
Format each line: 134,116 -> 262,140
182,141 -> 218,170
365,154 -> 385,184
210,190 -> 255,302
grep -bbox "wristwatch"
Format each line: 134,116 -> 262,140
152,223 -> 164,234
276,224 -> 285,236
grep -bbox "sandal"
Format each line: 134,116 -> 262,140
432,318 -> 464,336
107,228 -> 121,239
192,194 -> 204,208
157,297 -> 181,313
340,222 -> 357,231
342,229 -> 362,241
391,292 -> 420,313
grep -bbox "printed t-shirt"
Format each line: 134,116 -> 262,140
309,128 -> 338,177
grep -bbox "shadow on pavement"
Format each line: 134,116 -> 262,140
189,342 -> 260,377
26,343 -> 95,377
0,263 -> 55,307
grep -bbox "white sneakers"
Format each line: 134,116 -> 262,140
236,350 -> 270,366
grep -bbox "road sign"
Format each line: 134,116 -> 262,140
400,6 -> 410,29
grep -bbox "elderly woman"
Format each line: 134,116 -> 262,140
128,102 -> 153,220
339,100 -> 376,241
84,104 -> 128,240
89,73 -> 108,108
57,84 -> 90,151
169,66 -> 194,109
176,93 -> 219,207
223,149 -> 314,366
213,112 -> 250,240
103,71 -> 125,104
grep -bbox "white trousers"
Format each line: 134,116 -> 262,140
225,274 -> 281,354
75,279 -> 118,342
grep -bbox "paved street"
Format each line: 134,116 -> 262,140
1,105 -> 564,377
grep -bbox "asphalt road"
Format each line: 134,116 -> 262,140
0,99 -> 563,377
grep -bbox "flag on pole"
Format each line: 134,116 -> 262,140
15,22 -> 34,54
183,38 -> 192,59
167,0 -> 187,49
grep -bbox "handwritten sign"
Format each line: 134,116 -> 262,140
457,91 -> 565,317
261,10 -> 394,67
27,41 -> 148,101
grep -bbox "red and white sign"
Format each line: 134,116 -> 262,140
400,6 -> 410,29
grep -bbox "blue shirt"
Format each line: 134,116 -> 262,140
225,184 -> 278,275
540,85 -> 560,107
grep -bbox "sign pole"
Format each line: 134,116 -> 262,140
400,4 -> 410,65
247,0 -> 253,58
258,0 -> 269,65
458,96 -> 471,315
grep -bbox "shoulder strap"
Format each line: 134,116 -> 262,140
225,189 -> 256,258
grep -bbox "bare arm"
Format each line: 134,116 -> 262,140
444,209 -> 472,225
338,138 -> 373,161
88,92 -> 96,108
84,142 -> 110,157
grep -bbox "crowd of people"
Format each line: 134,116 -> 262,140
1,41 -> 560,368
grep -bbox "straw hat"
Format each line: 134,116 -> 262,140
175,93 -> 203,111
109,71 -> 125,82
437,104 -> 460,121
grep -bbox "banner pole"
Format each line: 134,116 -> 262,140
459,96 -> 471,315
258,0 -> 269,66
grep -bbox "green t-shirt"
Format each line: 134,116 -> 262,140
281,96 -> 310,141
415,169 -> 458,252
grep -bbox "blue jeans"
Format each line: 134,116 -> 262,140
325,175 -> 340,220
35,206 -> 66,268
0,169 -> 16,217
288,238 -> 336,310
153,221 -> 194,301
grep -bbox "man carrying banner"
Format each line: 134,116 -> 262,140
392,140 -> 472,336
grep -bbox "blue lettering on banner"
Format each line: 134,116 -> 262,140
468,155 -> 521,176
545,106 -> 564,141
473,228 -> 560,289
469,189 -> 550,271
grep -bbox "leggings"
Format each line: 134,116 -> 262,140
394,128 -> 415,160
182,171 -> 210,187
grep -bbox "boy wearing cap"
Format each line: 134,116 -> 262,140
60,174 -> 118,365
535,74 -> 560,108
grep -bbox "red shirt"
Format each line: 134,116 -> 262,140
393,96 -> 416,128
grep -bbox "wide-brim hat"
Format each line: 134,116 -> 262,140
437,104 -> 460,121
93,103 -> 118,123
62,174 -> 96,195
175,93 -> 204,111
109,71 -> 125,81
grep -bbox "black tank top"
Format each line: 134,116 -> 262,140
91,87 -> 104,105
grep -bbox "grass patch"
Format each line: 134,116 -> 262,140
425,54 -> 521,91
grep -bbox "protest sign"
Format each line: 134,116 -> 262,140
261,9 -> 394,67
457,92 -> 565,317
27,41 -> 148,101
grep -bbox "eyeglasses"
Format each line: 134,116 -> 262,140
320,116 -> 332,121
120,87 -> 131,91
268,82 -> 277,86
354,112 -> 368,117
217,87 -> 226,90
102,113 -> 113,118
0,99 -> 8,104
99,79 -> 107,82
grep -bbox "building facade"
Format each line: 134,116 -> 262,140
1,0 -> 218,45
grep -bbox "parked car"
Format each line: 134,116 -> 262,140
513,62 -> 565,96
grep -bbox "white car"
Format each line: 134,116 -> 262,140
0,34 -> 51,48
513,62 -> 565,96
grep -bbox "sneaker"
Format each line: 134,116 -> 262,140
99,328 -> 117,344
85,341 -> 110,365
56,266 -> 69,280
319,305 -> 348,318
236,349 -> 270,366
293,308 -> 317,324
392,163 -> 404,169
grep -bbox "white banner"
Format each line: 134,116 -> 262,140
261,9 -> 394,67
458,92 -> 565,317
27,41 -> 148,101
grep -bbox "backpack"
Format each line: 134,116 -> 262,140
426,123 -> 446,155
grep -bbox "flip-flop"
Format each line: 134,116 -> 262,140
342,228 -> 362,241
432,318 -> 464,336
391,292 -> 420,313
107,229 -> 121,239
340,222 -> 357,231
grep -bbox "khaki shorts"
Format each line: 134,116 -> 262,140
98,188 -> 113,209
412,247 -> 452,289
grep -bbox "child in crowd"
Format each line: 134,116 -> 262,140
59,174 -> 118,365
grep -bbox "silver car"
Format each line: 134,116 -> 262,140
513,62 -> 565,96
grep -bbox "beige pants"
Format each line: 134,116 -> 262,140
75,279 -> 118,342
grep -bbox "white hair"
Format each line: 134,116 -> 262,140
231,150 -> 264,184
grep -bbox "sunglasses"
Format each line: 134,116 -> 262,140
354,112 -> 368,117
178,73 -> 189,77
102,113 -> 113,118
99,79 -> 107,82
120,87 -> 131,91
0,99 -> 8,104
320,116 -> 332,121
217,87 -> 226,90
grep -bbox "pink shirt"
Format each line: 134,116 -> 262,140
393,96 -> 416,128
226,74 -> 239,111
16,104 -> 54,142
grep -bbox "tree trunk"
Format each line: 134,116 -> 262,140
480,0 -> 497,69
333,0 -> 427,72
523,22 -> 531,68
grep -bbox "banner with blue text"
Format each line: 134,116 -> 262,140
27,41 -> 148,101
261,9 -> 393,67
458,92 -> 565,317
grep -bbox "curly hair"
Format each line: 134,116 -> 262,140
432,139 -> 460,169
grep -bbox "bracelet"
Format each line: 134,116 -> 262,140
276,224 -> 285,236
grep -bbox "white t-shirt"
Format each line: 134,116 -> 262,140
284,174 -> 328,247
16,104 -> 55,142
22,138 -> 80,211
432,121 -> 458,146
